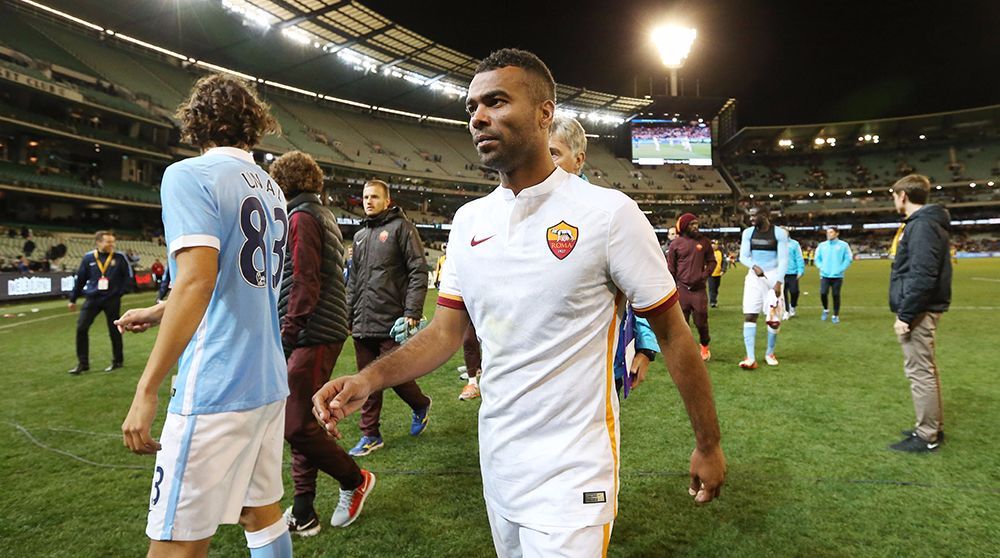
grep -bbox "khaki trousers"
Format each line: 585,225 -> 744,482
898,312 -> 943,442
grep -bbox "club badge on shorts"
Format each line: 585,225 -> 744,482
546,220 -> 579,260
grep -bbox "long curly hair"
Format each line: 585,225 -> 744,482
269,151 -> 324,195
175,73 -> 280,150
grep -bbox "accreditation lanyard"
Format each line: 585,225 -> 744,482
889,223 -> 906,258
94,250 -> 113,291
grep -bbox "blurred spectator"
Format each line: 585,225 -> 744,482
22,233 -> 35,257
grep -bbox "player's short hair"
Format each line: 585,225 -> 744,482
176,73 -> 280,150
550,115 -> 587,157
475,48 -> 556,104
892,174 -> 931,205
364,179 -> 390,197
269,151 -> 323,194
95,230 -> 114,242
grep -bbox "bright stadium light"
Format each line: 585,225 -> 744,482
652,25 -> 696,96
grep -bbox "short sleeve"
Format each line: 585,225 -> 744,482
161,163 -> 222,256
608,200 -> 677,318
436,224 -> 465,311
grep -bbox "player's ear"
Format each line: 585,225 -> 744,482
539,99 -> 555,131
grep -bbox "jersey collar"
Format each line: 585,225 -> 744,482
203,146 -> 255,164
500,166 -> 567,200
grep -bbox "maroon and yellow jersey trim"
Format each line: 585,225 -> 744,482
633,288 -> 679,318
436,293 -> 465,310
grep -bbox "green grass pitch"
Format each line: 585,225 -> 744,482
632,141 -> 712,161
1,259 -> 998,556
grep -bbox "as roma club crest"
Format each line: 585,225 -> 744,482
546,220 -> 579,260
378,230 -> 389,243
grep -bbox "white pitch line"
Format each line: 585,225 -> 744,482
0,312 -> 73,330
971,277 -> 1000,283
0,302 -> 146,330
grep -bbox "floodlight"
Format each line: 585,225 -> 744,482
652,26 -> 697,68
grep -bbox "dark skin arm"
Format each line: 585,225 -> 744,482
637,302 -> 726,503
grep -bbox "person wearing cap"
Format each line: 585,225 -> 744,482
667,213 -> 716,361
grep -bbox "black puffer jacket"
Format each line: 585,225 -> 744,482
278,193 -> 350,347
889,204 -> 952,324
347,206 -> 428,337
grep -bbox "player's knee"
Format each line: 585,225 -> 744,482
743,314 -> 758,323
239,504 -> 282,532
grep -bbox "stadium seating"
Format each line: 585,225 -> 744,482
726,141 -> 999,193
0,6 -> 739,201
0,160 -> 159,204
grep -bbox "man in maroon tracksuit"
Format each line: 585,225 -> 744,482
273,151 -> 375,536
667,213 -> 716,361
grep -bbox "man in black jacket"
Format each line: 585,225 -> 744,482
345,179 -> 432,457
887,174 -> 952,453
272,151 -> 375,535
68,230 -> 133,374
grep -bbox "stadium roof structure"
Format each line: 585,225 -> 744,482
725,103 -> 1000,153
25,0 -> 652,123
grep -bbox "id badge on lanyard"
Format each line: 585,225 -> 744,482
95,250 -> 113,292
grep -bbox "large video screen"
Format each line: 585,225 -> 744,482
630,119 -> 712,166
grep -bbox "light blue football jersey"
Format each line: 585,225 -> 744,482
161,147 -> 289,415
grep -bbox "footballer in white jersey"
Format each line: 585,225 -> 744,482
313,49 -> 726,558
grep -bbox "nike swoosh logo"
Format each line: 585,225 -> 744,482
927,443 -> 939,449
471,235 -> 495,247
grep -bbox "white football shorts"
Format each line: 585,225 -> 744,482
146,399 -> 285,541
743,269 -> 784,316
486,504 -> 612,558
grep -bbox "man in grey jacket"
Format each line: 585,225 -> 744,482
345,179 -> 432,456
887,174 -> 952,453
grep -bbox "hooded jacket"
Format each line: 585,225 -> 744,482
889,204 -> 952,324
347,206 -> 428,337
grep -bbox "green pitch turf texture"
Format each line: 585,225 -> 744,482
1,259 -> 998,557
632,141 -> 711,161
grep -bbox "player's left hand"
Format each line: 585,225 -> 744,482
629,352 -> 652,389
688,444 -> 726,504
405,317 -> 420,329
893,318 -> 911,336
773,282 -> 783,297
122,391 -> 161,455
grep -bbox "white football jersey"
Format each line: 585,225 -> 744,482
438,166 -> 677,527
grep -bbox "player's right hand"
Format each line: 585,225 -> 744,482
116,306 -> 161,333
752,265 -> 765,277
122,391 -> 162,455
67,302 -> 76,311
312,375 -> 375,439
689,444 -> 726,504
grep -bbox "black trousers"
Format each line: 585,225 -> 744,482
820,277 -> 844,314
707,275 -> 722,305
76,296 -> 123,365
784,274 -> 800,310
